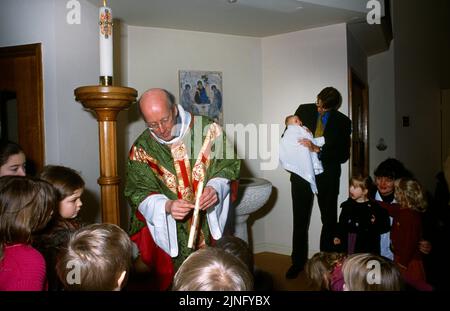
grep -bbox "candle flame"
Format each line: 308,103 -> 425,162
103,0 -> 106,7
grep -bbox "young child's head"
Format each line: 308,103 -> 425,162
56,223 -> 133,291
172,247 -> 253,291
394,178 -> 427,212
349,175 -> 372,202
284,115 -> 301,126
0,176 -> 58,259
0,141 -> 26,177
342,253 -> 401,291
215,235 -> 253,272
39,165 -> 85,220
304,252 -> 345,290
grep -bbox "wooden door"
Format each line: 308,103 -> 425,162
0,43 -> 44,175
348,69 -> 369,177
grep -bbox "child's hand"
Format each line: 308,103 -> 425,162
333,237 -> 341,245
371,214 -> 376,224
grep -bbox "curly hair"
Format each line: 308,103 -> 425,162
394,178 -> 427,212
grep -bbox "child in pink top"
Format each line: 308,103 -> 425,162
0,176 -> 58,291
304,252 -> 345,291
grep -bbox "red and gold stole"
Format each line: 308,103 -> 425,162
130,121 -> 223,249
170,122 -> 222,248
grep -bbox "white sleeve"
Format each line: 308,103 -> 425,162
138,194 -> 179,257
313,136 -> 325,147
205,177 -> 230,240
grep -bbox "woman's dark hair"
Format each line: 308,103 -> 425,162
0,140 -> 24,167
374,158 -> 413,179
317,87 -> 342,110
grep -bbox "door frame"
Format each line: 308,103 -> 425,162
348,67 -> 369,177
0,43 -> 45,173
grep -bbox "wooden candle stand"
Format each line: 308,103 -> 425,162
75,85 -> 137,225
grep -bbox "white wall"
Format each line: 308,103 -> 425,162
126,26 -> 263,177
1,0 -> 103,223
368,43 -> 396,175
257,24 -> 349,256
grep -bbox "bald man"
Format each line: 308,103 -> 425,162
125,88 -> 240,290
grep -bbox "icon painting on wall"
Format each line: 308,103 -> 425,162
179,70 -> 223,125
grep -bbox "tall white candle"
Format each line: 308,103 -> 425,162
99,1 -> 113,79
187,182 -> 204,249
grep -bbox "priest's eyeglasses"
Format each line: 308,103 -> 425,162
147,114 -> 172,130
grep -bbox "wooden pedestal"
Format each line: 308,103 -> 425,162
74,85 -> 137,225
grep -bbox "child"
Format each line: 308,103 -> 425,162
172,247 -> 253,291
215,235 -> 273,291
33,165 -> 85,290
381,178 -> 431,290
0,140 -> 26,177
342,253 -> 402,291
0,176 -> 58,290
279,115 -> 324,193
56,223 -> 133,291
334,175 -> 390,255
304,252 -> 346,291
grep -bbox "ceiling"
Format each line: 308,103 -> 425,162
89,0 -> 385,37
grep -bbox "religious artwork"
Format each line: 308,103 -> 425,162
179,70 -> 223,125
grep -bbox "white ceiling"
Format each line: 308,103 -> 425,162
89,0 -> 384,37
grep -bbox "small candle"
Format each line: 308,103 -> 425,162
99,0 -> 113,85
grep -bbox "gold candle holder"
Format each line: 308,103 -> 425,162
99,76 -> 113,86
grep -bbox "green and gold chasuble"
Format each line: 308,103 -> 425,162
125,115 -> 240,268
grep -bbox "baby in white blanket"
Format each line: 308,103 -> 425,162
279,115 -> 324,193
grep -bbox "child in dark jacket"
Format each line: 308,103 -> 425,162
33,165 -> 85,291
334,175 -> 390,255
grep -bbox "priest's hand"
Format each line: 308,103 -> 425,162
165,199 -> 194,220
199,186 -> 218,210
